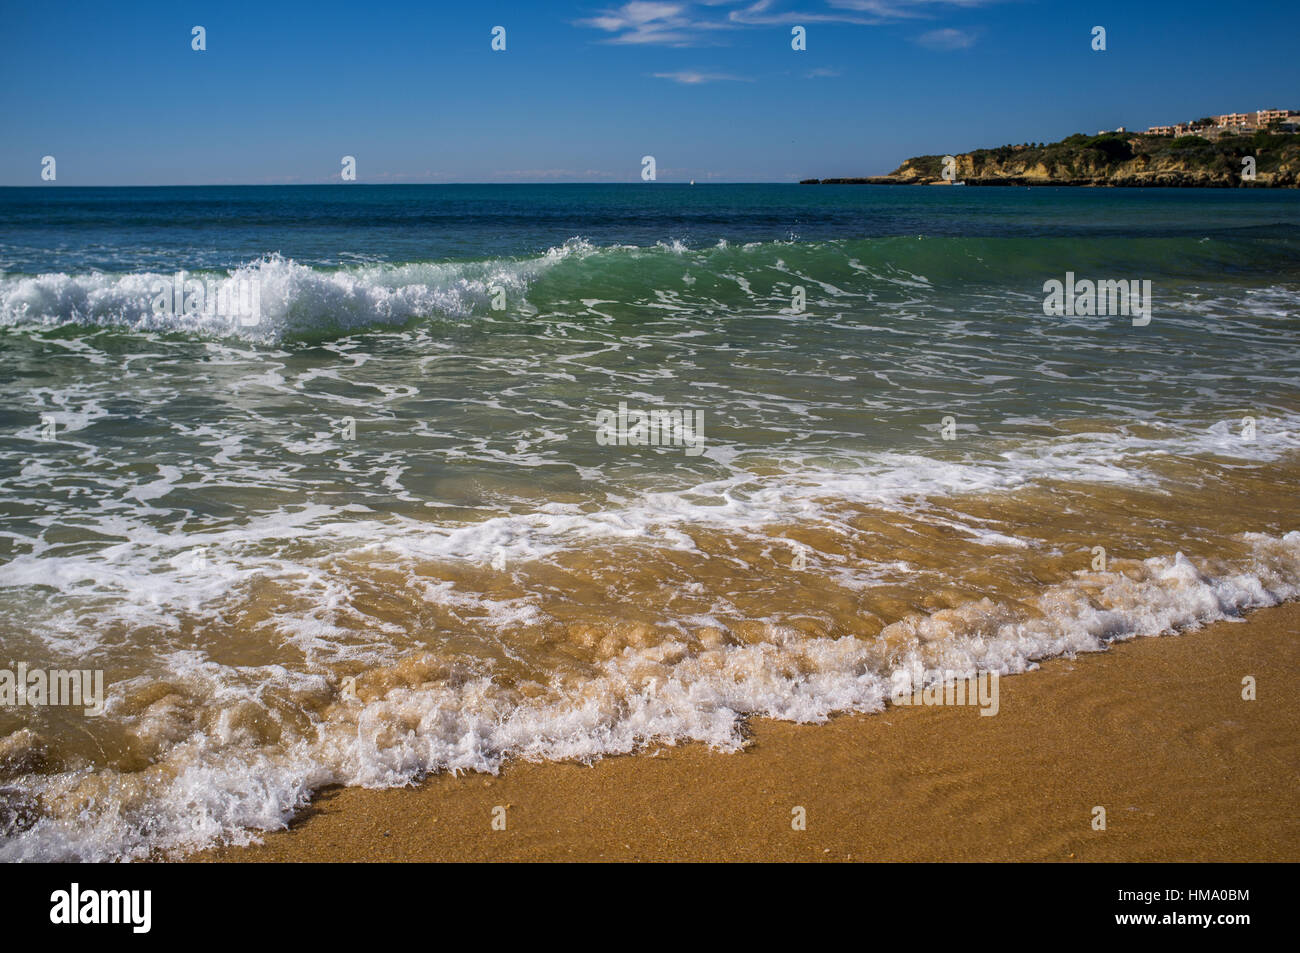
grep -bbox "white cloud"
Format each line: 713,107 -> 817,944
727,0 -> 878,25
653,69 -> 752,83
578,1 -> 1002,46
576,2 -> 734,46
831,0 -> 1000,16
915,26 -> 977,48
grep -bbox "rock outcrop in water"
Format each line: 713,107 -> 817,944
803,131 -> 1300,187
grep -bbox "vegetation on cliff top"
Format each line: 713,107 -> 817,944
899,130 -> 1298,180
803,130 -> 1300,186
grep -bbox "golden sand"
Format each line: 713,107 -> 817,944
199,601 -> 1300,863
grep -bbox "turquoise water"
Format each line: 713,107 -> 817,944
0,185 -> 1298,860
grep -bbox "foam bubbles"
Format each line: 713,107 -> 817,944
2,533 -> 1297,862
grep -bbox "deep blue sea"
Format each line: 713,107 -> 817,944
3,183 -> 1300,272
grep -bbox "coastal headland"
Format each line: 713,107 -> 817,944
803,130 -> 1300,187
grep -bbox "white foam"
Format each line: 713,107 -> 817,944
3,532 -> 1297,862
4,409 -> 1299,655
0,242 -> 601,343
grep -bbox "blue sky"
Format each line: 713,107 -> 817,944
2,0 -> 1298,185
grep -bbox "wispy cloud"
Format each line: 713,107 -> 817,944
726,0 -> 877,26
830,0 -> 1000,18
653,69 -> 752,83
576,2 -> 734,47
915,26 -> 977,49
805,66 -> 842,77
577,1 -> 1005,45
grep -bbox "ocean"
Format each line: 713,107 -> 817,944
1,183 -> 1298,860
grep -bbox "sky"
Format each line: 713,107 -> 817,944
1,0 -> 1298,185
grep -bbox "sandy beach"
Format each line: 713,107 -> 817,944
199,601 -> 1300,863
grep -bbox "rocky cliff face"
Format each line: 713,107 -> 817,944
804,133 -> 1300,187
897,151 -> 1295,187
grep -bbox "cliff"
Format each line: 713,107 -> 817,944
802,131 -> 1300,187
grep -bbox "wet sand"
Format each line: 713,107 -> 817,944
201,601 -> 1300,862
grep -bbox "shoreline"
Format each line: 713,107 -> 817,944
200,600 -> 1300,863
